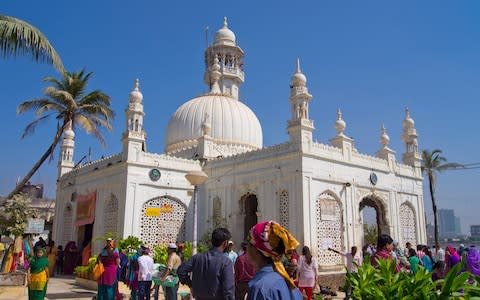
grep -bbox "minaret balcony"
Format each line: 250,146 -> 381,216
221,66 -> 244,81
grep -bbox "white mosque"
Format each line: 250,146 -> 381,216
53,18 -> 426,275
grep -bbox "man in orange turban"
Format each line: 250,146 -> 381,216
246,221 -> 303,300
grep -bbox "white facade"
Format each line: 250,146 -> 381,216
53,18 -> 425,271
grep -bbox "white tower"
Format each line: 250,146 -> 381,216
401,108 -> 421,167
122,79 -> 146,162
287,59 -> 314,148
204,17 -> 244,99
57,120 -> 75,178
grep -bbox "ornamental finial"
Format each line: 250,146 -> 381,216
223,16 -> 228,28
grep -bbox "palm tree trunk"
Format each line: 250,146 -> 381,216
6,122 -> 67,199
429,172 -> 439,248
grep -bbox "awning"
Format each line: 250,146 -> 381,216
75,191 -> 96,226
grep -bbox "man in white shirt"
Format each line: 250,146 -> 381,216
138,247 -> 155,300
435,244 -> 445,275
328,246 -> 362,273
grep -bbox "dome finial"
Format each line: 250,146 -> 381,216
380,123 -> 390,147
129,78 -> 143,103
290,58 -> 307,87
335,108 -> 346,135
223,16 -> 228,28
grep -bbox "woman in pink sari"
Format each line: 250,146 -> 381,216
445,245 -> 460,274
97,238 -> 120,300
371,234 -> 400,273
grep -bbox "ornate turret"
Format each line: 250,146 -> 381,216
376,124 -> 396,166
287,59 -> 314,147
203,17 -> 244,99
58,120 -> 75,178
122,79 -> 147,161
330,109 -> 355,160
401,108 -> 421,167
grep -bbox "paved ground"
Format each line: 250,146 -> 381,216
11,276 -> 345,300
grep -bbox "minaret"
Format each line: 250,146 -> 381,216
330,109 -> 355,160
204,17 -> 244,99
376,124 -> 396,169
57,120 -> 75,178
287,58 -> 314,147
401,108 -> 421,167
122,79 -> 146,162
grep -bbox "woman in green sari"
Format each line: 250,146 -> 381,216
28,247 -> 49,300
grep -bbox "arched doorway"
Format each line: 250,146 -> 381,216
359,195 -> 389,245
242,193 -> 258,239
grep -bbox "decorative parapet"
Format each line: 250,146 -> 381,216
59,153 -> 123,182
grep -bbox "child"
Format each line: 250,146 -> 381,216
55,245 -> 64,275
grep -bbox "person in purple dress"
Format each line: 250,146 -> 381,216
97,238 -> 120,300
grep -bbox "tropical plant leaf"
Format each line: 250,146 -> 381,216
0,15 -> 63,71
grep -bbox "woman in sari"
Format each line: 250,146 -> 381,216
127,248 -> 141,300
63,241 -> 78,275
46,241 -> 57,277
445,245 -> 460,273
97,238 -> 120,300
28,247 -> 49,300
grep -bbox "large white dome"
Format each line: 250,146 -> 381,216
166,94 -> 263,155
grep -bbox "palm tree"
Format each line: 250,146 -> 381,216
421,149 -> 462,248
7,69 -> 114,199
0,15 -> 63,71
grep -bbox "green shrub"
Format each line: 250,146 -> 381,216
118,235 -> 143,256
346,259 -> 480,299
153,244 -> 168,265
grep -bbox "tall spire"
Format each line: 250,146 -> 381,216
122,78 -> 147,161
287,58 -> 314,146
58,120 -> 75,178
204,17 -> 244,99
401,107 -> 421,167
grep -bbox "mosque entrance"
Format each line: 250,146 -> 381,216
359,196 -> 389,246
242,193 -> 258,239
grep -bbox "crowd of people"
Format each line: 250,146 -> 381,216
6,226 -> 480,300
358,233 -> 480,283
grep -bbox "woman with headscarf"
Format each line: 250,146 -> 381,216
28,247 -> 49,300
97,238 -> 120,300
246,220 -> 303,300
46,241 -> 57,277
63,241 -> 78,275
445,245 -> 460,274
127,247 -> 142,300
467,246 -> 480,277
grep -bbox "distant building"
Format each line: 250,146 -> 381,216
471,225 -> 480,240
438,209 -> 456,238
455,216 -> 462,235
1,182 -> 55,237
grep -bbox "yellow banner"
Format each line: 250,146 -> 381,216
145,204 -> 173,216
145,207 -> 160,217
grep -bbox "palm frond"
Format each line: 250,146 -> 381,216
21,114 -> 51,138
0,15 -> 63,71
17,98 -> 58,114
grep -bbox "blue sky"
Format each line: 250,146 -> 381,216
1,1 -> 479,233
